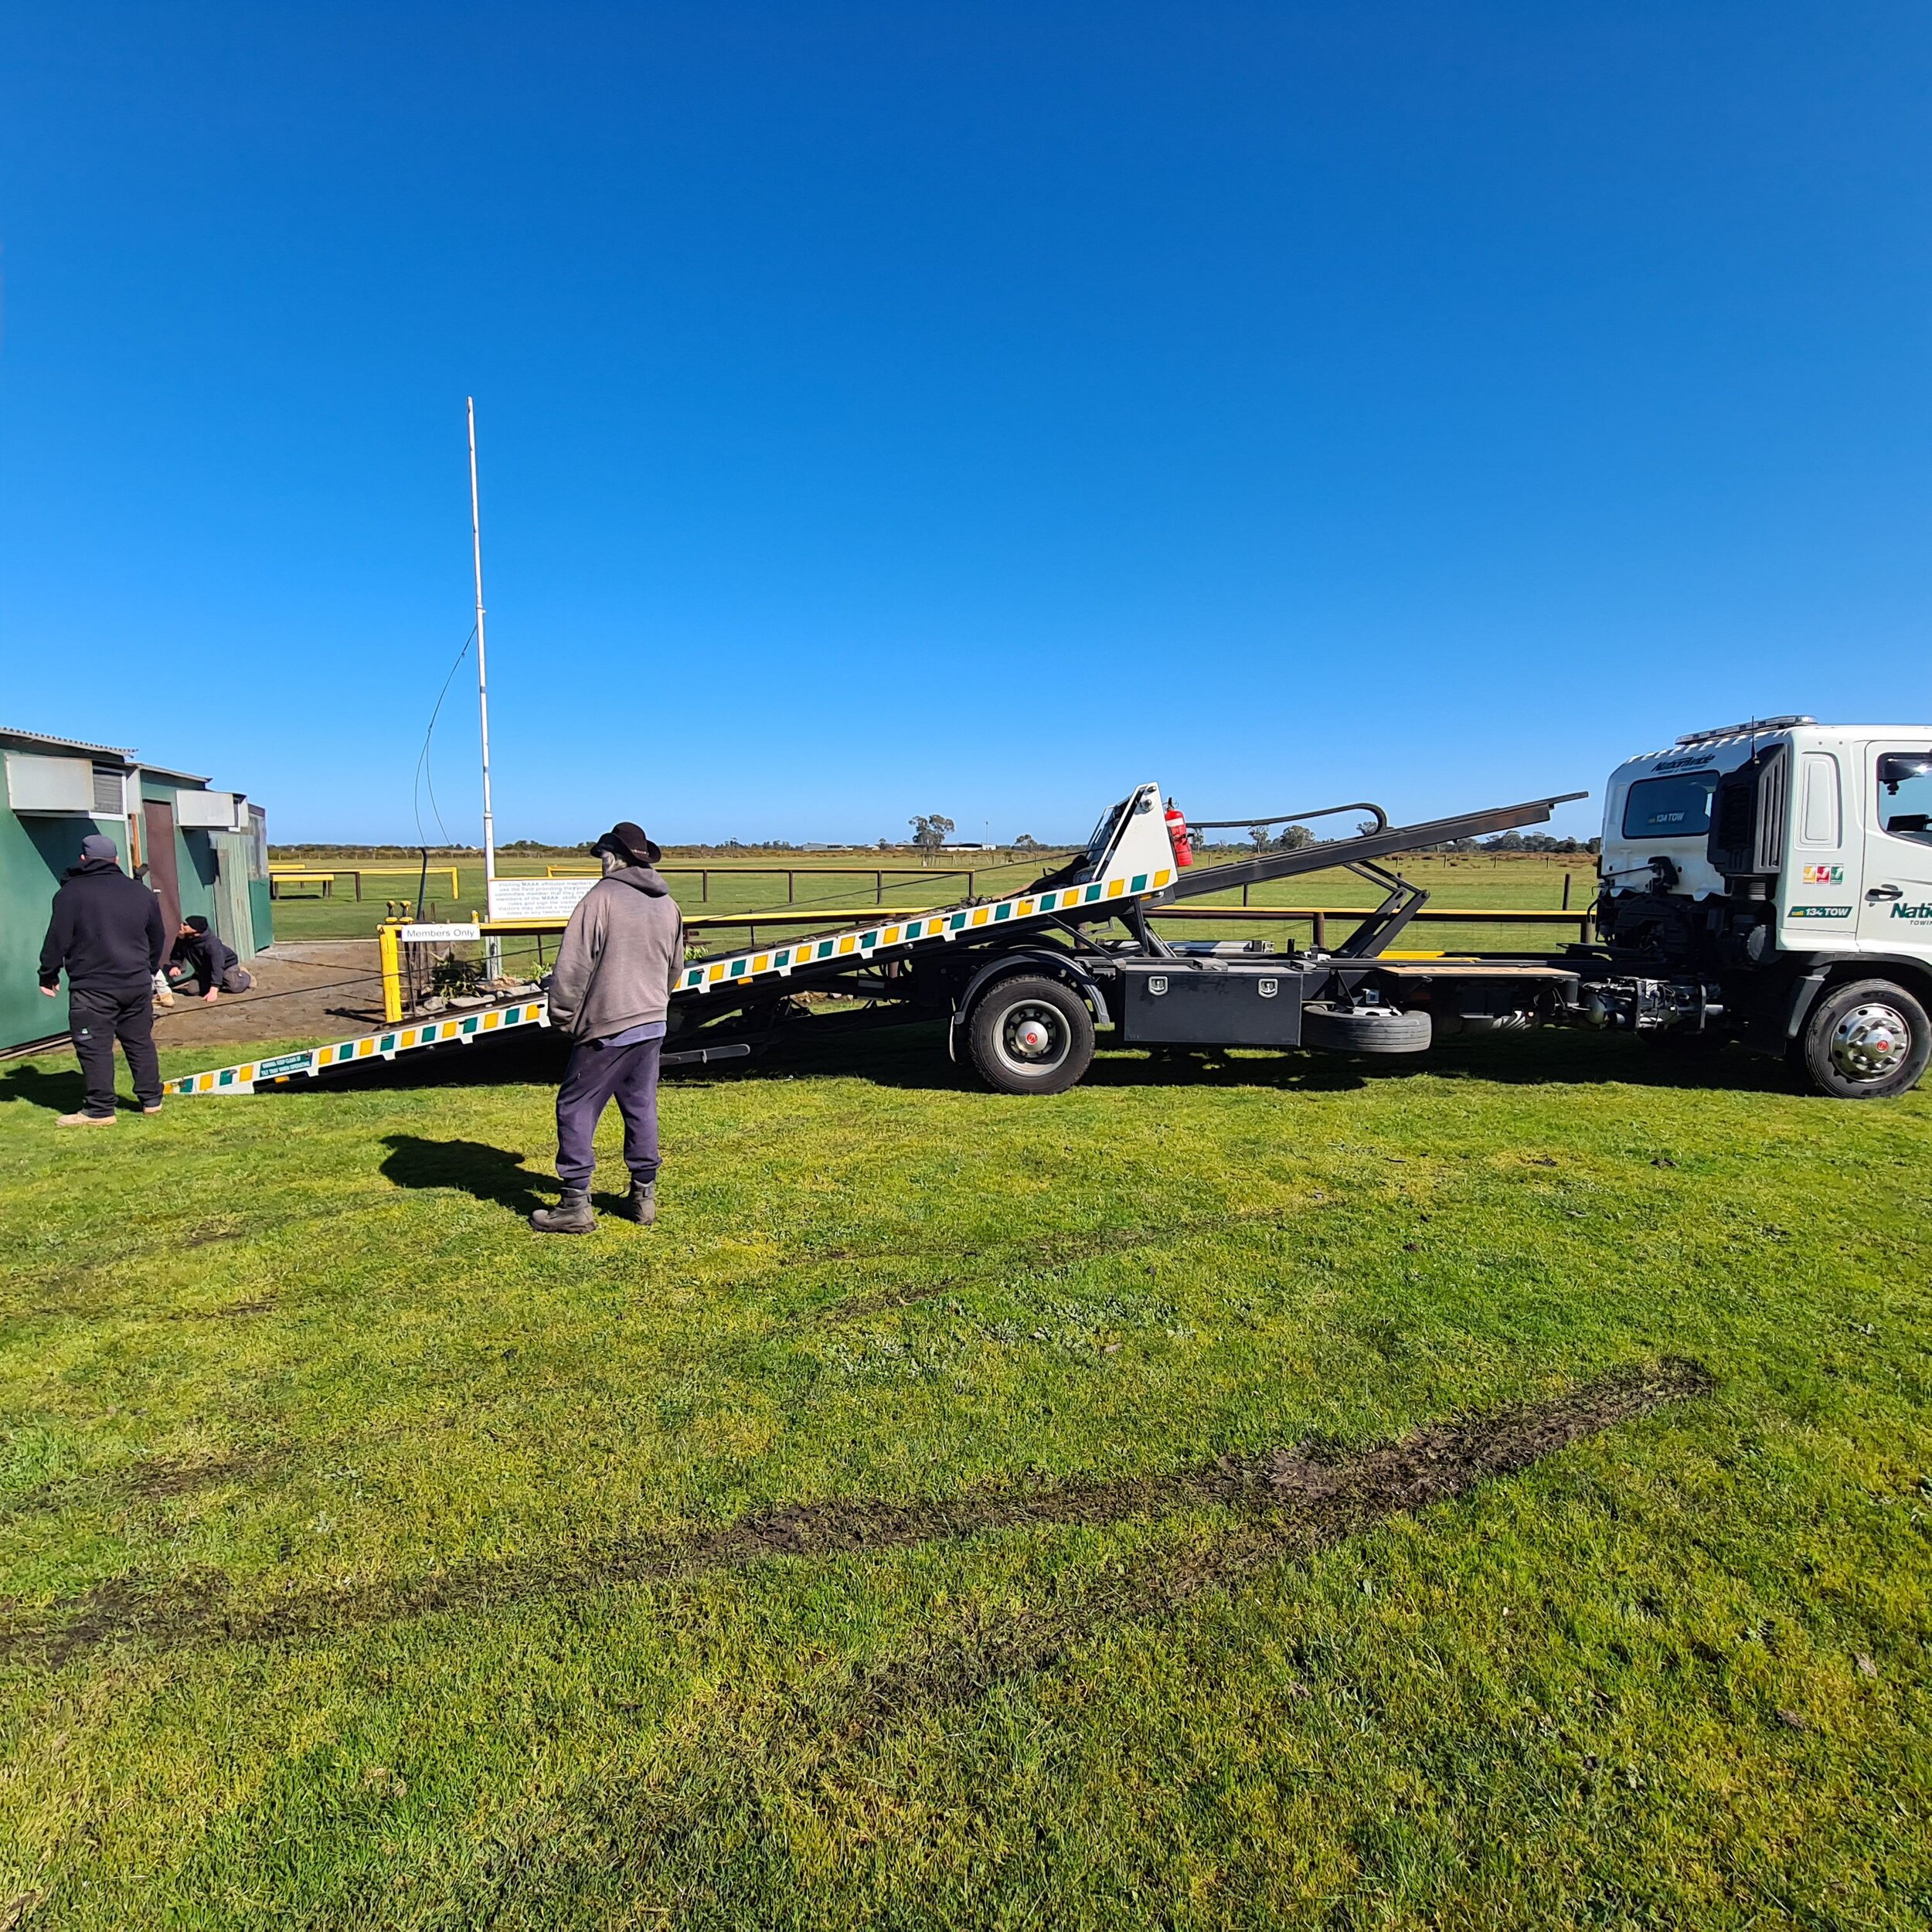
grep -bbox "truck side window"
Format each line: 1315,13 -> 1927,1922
1798,753 -> 1842,846
1621,772 -> 1719,838
1877,750 -> 1932,845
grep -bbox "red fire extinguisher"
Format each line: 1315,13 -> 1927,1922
1165,799 -> 1194,868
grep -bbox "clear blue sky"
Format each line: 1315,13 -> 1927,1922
2,4 -> 1927,845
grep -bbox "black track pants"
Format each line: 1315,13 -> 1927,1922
69,985 -> 162,1116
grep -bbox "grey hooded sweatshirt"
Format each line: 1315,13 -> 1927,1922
545,866 -> 685,1042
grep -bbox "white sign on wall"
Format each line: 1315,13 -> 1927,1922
400,923 -> 481,944
488,877 -> 597,922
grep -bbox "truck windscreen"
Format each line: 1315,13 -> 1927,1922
1622,771 -> 1720,838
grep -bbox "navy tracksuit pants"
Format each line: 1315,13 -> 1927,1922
555,1035 -> 662,1189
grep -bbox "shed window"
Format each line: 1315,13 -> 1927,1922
90,765 -> 124,816
1798,753 -> 1841,847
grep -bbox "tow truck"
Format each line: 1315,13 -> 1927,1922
164,716 -> 1932,1102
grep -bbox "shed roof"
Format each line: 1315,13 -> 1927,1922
0,726 -> 210,784
0,725 -> 136,762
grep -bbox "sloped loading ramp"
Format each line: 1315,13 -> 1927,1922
163,783 -> 1182,1095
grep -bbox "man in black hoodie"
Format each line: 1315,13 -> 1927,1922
39,832 -> 169,1125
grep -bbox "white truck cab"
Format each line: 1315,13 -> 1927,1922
1597,716 -> 1932,1096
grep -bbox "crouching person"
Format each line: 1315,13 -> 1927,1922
167,915 -> 253,1002
531,821 -> 684,1234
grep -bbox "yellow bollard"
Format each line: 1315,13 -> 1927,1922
379,923 -> 403,1024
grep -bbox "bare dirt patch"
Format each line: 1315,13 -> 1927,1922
150,943 -> 386,1053
0,1360 -> 1710,1668
120,1453 -> 276,1502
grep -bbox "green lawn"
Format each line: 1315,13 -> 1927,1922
265,849 -> 1595,963
1,1019 -> 1927,1927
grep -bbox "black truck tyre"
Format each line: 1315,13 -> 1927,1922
1790,978 -> 1930,1100
1301,1001 -> 1432,1055
964,974 -> 1095,1095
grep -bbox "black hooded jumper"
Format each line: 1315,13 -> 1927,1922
39,858 -> 168,1115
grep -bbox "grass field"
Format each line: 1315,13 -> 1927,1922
264,848 -> 1597,964
1,1009 -> 1928,1927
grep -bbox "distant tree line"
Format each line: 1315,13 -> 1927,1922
1444,832 -> 1600,854
270,842 -> 482,859
274,828 -> 1085,858
1188,826 -> 1599,857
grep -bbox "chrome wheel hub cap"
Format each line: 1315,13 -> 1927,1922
997,1002 -> 1067,1073
1830,1002 -> 1911,1080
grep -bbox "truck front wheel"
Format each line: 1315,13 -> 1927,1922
964,974 -> 1095,1095
1791,978 -> 1930,1099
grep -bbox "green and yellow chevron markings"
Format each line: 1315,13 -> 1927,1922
674,865 -> 1171,993
162,1002 -> 550,1097
162,852 -> 1176,1096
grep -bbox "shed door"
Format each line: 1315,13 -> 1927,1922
212,831 -> 256,961
143,798 -> 182,937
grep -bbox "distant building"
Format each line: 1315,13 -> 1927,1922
0,726 -> 271,1054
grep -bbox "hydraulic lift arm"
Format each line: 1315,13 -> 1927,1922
1163,793 -> 1588,903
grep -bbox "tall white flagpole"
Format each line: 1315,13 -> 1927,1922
468,397 -> 501,967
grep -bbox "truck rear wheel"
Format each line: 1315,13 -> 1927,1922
964,975 -> 1095,1095
1791,978 -> 1930,1100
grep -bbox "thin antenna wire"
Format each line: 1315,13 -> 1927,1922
468,398 -> 497,894
412,625 -> 478,849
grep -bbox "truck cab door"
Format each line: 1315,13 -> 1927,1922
1779,745 -> 1862,951
1857,740 -> 1932,956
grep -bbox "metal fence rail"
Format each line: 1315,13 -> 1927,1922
270,866 -> 460,902
1144,903 -> 1594,947
543,860 -> 1074,903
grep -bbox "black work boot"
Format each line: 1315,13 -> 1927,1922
612,1179 -> 658,1226
529,1187 -> 596,1235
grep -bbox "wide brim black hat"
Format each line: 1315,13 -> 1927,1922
595,821 -> 662,866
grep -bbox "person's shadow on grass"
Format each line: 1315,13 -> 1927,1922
379,1135 -> 556,1216
0,1063 -> 83,1113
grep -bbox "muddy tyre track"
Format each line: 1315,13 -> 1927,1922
0,1360 -> 1710,1668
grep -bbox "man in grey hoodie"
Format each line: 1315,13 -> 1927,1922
531,821 -> 685,1233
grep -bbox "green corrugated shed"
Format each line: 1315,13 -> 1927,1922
1,726 -> 272,1055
